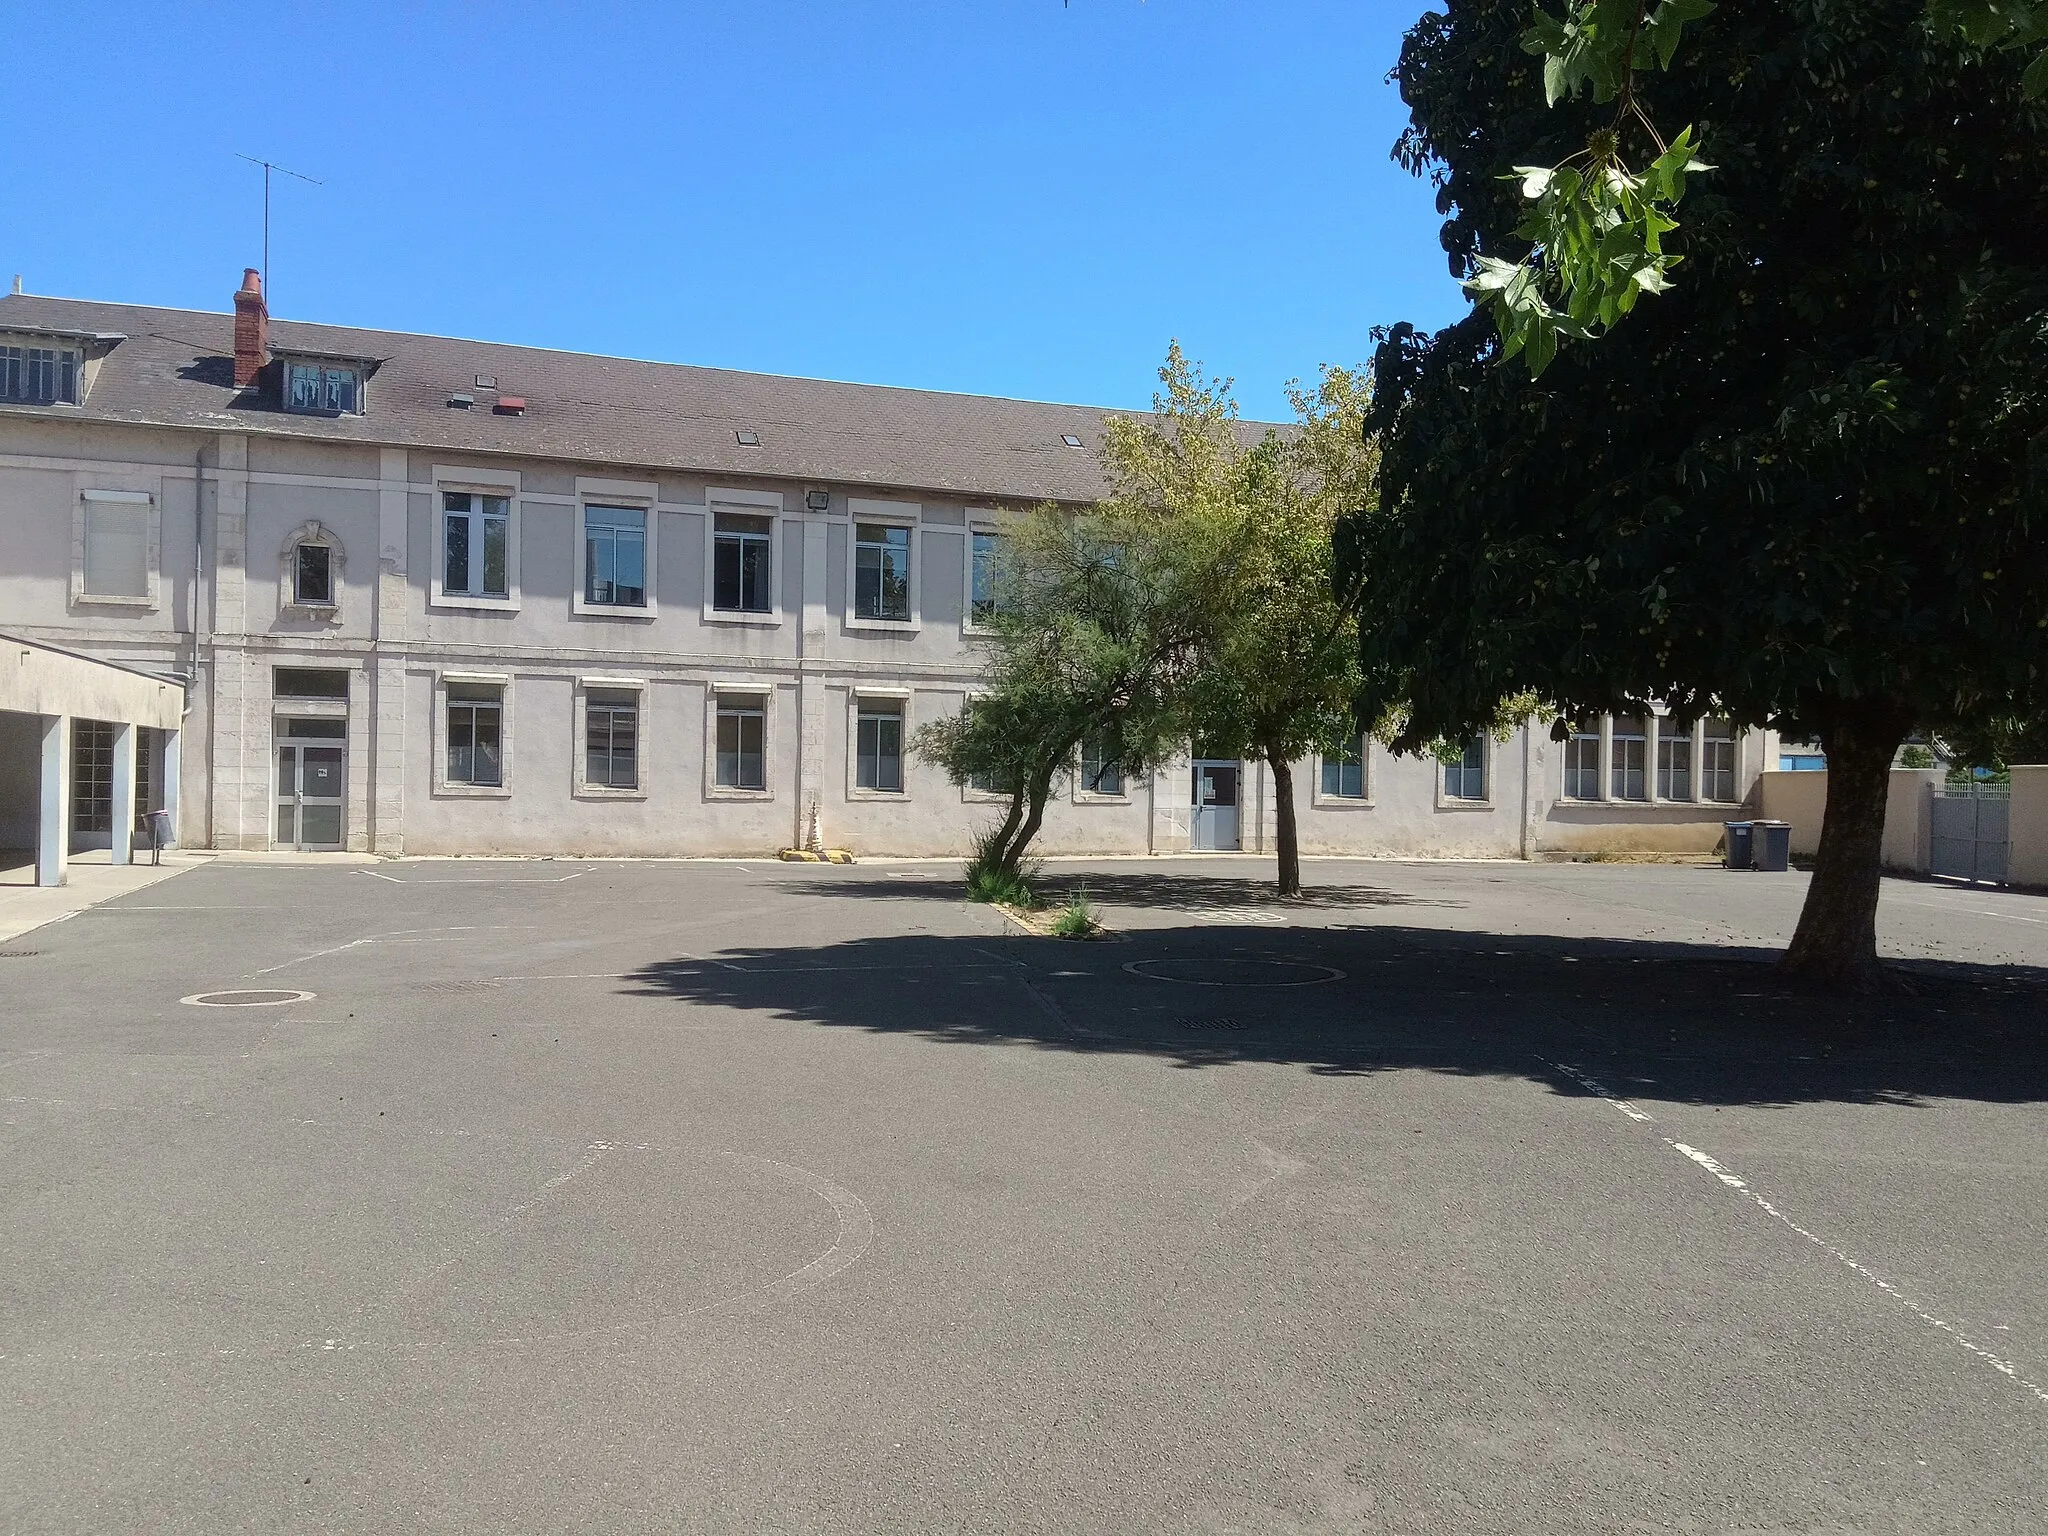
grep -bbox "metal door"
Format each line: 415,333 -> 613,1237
275,740 -> 346,851
1191,761 -> 1241,851
1929,785 -> 2010,884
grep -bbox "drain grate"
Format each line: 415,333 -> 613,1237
1176,1016 -> 1246,1031
0,950 -> 43,959
421,979 -> 504,996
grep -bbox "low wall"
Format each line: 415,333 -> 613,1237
1756,768 -> 1940,873
2011,766 -> 2048,889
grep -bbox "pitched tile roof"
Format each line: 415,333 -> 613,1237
0,292 -> 1202,504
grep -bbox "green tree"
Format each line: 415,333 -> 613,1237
1353,1 -> 2048,989
1174,365 -> 1378,895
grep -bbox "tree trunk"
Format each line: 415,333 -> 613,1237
1001,769 -> 1057,876
981,787 -> 1026,872
1267,745 -> 1301,896
1777,699 -> 1911,992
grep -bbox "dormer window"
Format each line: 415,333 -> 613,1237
285,359 -> 362,415
1,344 -> 81,405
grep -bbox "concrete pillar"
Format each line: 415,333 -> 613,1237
36,714 -> 69,888
372,448 -> 409,854
794,518 -> 830,848
161,727 -> 182,847
1644,713 -> 1661,802
1691,718 -> 1708,804
109,721 -> 136,865
1598,715 -> 1615,802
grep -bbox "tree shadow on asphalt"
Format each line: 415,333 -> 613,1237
772,869 -> 1447,913
620,922 -> 2048,1108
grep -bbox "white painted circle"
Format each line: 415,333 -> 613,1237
179,988 -> 317,1008
1121,957 -> 1345,988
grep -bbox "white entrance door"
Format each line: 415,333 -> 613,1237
275,720 -> 346,850
1191,760 -> 1241,851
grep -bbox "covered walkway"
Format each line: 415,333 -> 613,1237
0,633 -> 186,888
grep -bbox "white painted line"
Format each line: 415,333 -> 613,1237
1555,1060 -> 2048,1406
180,989 -> 316,1008
1123,957 -> 1345,987
1540,1059 -> 1655,1122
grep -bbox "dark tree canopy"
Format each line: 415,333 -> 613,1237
1347,0 -> 2048,985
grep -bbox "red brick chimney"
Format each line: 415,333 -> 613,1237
232,268 -> 268,387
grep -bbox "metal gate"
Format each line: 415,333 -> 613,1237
1929,784 -> 2010,884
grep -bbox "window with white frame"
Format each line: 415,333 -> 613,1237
854,523 -> 912,622
585,688 -> 640,791
1611,716 -> 1648,800
1657,719 -> 1693,800
713,513 -> 774,613
856,698 -> 904,791
443,492 -> 510,599
715,695 -> 768,791
1079,726 -> 1124,797
1443,735 -> 1487,801
969,529 -> 1004,627
583,504 -> 648,607
2,343 -> 80,404
1702,718 -> 1737,802
1321,734 -> 1366,799
1564,721 -> 1601,799
284,360 -> 362,415
80,492 -> 151,599
446,682 -> 504,787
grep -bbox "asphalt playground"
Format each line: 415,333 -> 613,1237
1,854 -> 2044,1533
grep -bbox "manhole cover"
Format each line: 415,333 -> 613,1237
1123,957 -> 1345,988
179,989 -> 317,1008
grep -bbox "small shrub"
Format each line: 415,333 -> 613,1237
1050,888 -> 1097,938
964,823 -> 1040,908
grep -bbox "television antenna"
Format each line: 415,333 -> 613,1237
234,154 -> 324,306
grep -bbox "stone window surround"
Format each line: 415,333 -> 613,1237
428,464 -> 522,614
847,685 -> 912,800
1310,734 -> 1375,810
705,683 -> 778,802
844,499 -> 922,633
702,486 -> 786,628
572,475 -> 659,620
1435,734 -> 1495,812
279,519 -> 345,624
433,669 -> 513,798
71,483 -> 160,610
575,675 -> 649,801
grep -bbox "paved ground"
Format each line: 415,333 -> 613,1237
1,855 -> 2043,1533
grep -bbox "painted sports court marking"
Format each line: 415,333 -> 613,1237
1546,1058 -> 2048,1406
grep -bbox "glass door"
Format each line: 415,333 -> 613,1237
1191,761 -> 1241,851
275,720 -> 347,851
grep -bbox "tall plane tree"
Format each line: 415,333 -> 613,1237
1351,1 -> 2047,989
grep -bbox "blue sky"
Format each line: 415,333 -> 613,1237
3,2 -> 1466,420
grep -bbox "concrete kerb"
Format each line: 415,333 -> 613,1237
0,850 -> 212,947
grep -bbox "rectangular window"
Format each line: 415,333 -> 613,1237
854,523 -> 912,621
1443,736 -> 1487,801
274,667 -> 349,700
856,699 -> 904,791
967,766 -> 1007,794
713,513 -> 774,613
584,504 -> 648,607
1657,722 -> 1693,801
1564,723 -> 1600,800
584,689 -> 639,790
295,543 -> 333,605
1321,735 -> 1366,799
1611,716 -> 1648,800
285,361 -> 361,414
71,719 -> 114,834
970,530 -> 1003,626
715,696 -> 767,791
81,497 -> 149,598
443,492 -> 510,598
1702,719 -> 1737,802
1,344 -> 80,404
446,683 -> 504,787
1080,727 -> 1124,796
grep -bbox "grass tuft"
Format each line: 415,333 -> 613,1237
1049,888 -> 1098,939
964,823 -> 1040,908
